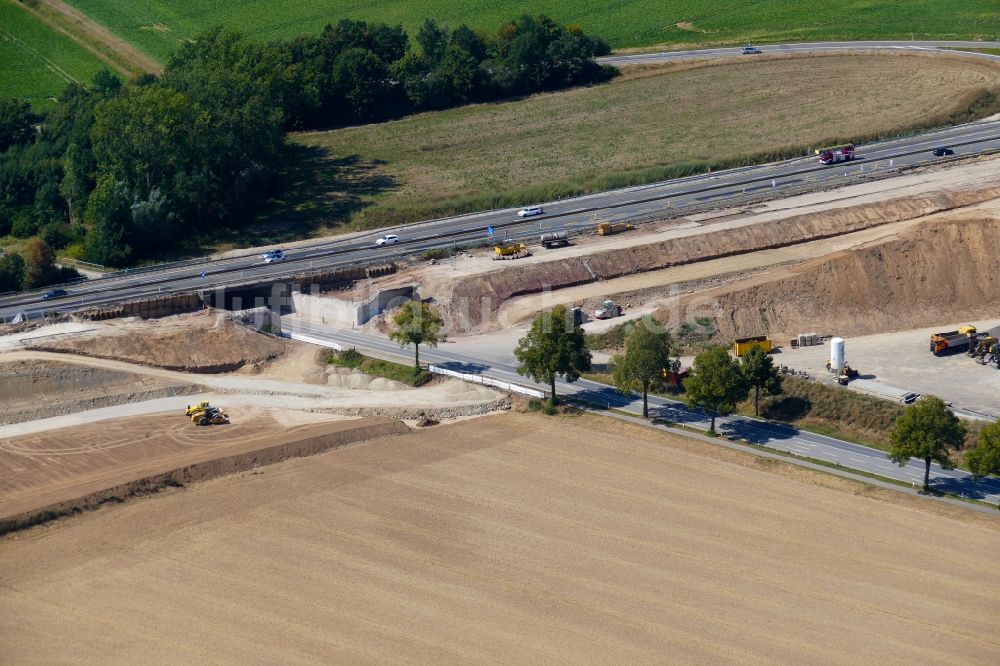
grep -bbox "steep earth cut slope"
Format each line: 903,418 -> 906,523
437,186 -> 1000,332
708,213 -> 1000,340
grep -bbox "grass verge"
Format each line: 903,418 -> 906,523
326,347 -> 431,387
284,53 -> 1000,236
745,376 -> 986,466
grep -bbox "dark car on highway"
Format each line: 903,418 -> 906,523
932,147 -> 954,157
42,288 -> 67,300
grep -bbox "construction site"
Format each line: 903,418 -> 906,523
2,123 -> 1000,663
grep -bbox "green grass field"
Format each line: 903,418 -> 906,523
61,0 -> 1000,63
284,53 -> 1000,234
0,0 -> 107,108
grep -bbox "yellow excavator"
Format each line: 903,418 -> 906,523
184,401 -> 230,426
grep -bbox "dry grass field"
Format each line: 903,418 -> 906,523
1,411 -> 997,663
293,53 -> 1000,230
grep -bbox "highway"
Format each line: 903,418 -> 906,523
3,41 -> 1000,320
283,318 -> 1000,506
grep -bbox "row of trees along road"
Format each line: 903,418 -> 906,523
387,304 -> 1000,490
889,397 -> 1000,491
0,16 -> 612,284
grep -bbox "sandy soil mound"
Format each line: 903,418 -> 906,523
0,359 -> 200,425
27,313 -> 291,373
437,186 -> 1000,332
708,213 -> 1000,340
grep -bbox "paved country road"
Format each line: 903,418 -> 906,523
599,40 -> 1000,66
283,318 -> 1000,507
2,42 -> 999,320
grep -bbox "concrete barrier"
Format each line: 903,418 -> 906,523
429,364 -> 546,399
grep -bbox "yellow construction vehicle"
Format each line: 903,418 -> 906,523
184,401 -> 230,426
185,401 -> 211,417
825,360 -> 860,385
596,222 -> 635,236
970,336 -> 997,364
493,242 -> 530,260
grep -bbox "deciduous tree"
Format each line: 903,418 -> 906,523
514,305 -> 591,407
741,346 -> 782,416
966,421 -> 1000,480
22,237 -> 57,289
0,252 -> 26,292
389,300 -> 444,369
612,321 -> 677,418
0,99 -> 34,153
683,346 -> 749,433
889,395 -> 965,492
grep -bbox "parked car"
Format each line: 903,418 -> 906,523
262,249 -> 285,263
517,206 -> 544,218
376,234 -> 399,247
741,45 -> 762,54
42,288 -> 67,300
931,146 -> 954,157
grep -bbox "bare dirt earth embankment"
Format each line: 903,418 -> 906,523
26,313 -> 291,373
708,207 -> 1000,341
413,177 -> 1000,336
1,412 -> 996,663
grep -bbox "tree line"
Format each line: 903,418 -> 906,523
386,302 -> 1000,490
0,15 -> 613,289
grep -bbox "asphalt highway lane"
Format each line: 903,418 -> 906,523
3,41 -> 999,320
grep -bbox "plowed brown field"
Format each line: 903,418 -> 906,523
0,412 -> 406,528
1,412 -> 997,663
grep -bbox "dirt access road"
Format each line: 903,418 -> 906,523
2,412 -> 996,663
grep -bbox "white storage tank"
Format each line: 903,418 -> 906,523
830,337 -> 846,371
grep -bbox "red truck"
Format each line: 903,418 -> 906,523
817,144 -> 855,165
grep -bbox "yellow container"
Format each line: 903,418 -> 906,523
732,336 -> 772,356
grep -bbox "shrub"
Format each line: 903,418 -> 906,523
421,247 -> 453,261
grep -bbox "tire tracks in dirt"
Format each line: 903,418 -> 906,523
19,0 -> 162,76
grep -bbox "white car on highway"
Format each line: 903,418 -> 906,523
517,206 -> 544,218
376,234 -> 399,247
262,249 -> 285,263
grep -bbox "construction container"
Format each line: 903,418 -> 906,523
829,337 -> 845,371
596,222 -> 635,236
493,243 -> 529,260
732,336 -> 772,356
797,332 -> 820,347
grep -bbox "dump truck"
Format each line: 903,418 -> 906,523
596,222 -> 635,236
493,242 -> 530,260
929,325 -> 976,356
540,231 -> 569,248
732,336 -> 772,356
593,300 -> 621,320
